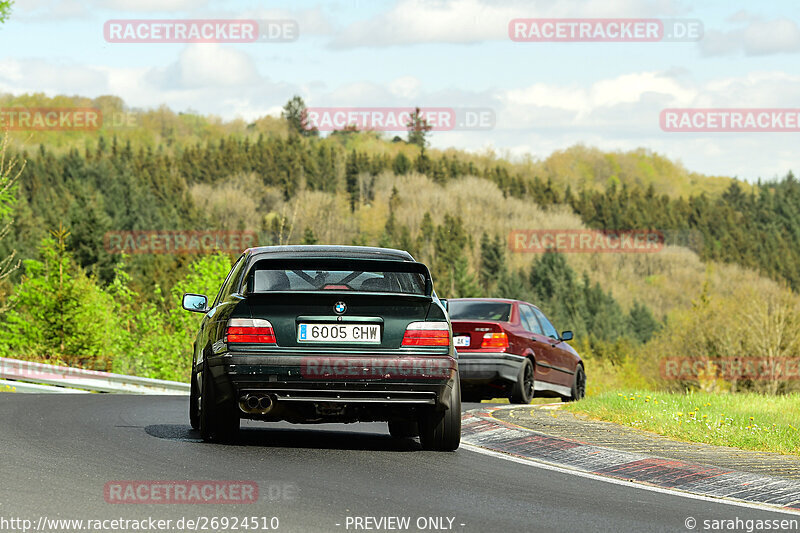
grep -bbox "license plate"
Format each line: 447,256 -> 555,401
453,335 -> 471,347
298,323 -> 381,343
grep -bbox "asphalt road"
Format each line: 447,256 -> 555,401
0,394 -> 794,533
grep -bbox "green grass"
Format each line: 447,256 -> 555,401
563,390 -> 800,455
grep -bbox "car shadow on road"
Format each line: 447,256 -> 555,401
144,423 -> 423,452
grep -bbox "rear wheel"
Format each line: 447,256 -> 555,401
189,367 -> 200,430
388,420 -> 419,439
199,361 -> 240,442
564,365 -> 586,402
510,358 -> 534,404
418,380 -> 461,451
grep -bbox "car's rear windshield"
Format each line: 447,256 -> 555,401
245,259 -> 430,295
448,301 -> 511,321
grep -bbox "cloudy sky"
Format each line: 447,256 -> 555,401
2,0 -> 800,180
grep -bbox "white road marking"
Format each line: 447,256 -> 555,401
460,443 -> 800,516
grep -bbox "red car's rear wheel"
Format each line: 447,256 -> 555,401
510,358 -> 534,404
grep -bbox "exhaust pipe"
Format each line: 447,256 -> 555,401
258,395 -> 272,411
245,395 -> 260,410
239,393 -> 275,414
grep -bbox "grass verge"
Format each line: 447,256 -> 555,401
562,390 -> 800,455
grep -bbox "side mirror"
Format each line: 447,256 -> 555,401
440,298 -> 449,312
182,293 -> 209,313
560,330 -> 573,342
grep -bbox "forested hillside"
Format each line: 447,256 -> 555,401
1,93 -> 799,394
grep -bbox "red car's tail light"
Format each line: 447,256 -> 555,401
481,332 -> 509,349
401,321 -> 450,347
226,318 -> 276,344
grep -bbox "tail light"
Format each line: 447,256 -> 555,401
481,332 -> 509,349
401,321 -> 450,347
226,318 -> 276,344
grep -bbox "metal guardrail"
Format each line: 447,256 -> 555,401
0,357 -> 190,395
0,378 -> 90,394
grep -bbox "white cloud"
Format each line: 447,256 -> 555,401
147,44 -> 261,89
0,47 -> 293,123
726,10 -> 759,24
330,0 -> 515,48
701,17 -> 800,56
472,70 -> 800,179
240,6 -> 335,37
14,0 -> 211,20
701,72 -> 800,106
0,58 -> 107,94
501,71 -> 696,125
0,40 -> 797,180
13,0 -> 90,20
743,18 -> 800,55
330,0 -> 690,48
388,76 -> 422,99
95,0 -> 209,10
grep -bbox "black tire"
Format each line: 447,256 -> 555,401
510,358 -> 534,404
418,379 -> 461,451
199,360 -> 240,442
564,365 -> 586,402
189,367 -> 200,430
388,420 -> 419,439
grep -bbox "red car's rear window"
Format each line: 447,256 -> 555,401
448,301 -> 511,321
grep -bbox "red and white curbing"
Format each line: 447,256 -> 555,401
461,406 -> 800,513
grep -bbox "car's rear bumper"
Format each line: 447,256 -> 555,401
203,353 -> 458,417
456,352 -> 525,383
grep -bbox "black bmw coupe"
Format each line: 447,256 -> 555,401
182,245 -> 461,451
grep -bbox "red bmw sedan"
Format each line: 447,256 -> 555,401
448,298 -> 585,404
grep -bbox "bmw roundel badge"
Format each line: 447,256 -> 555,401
334,301 -> 347,314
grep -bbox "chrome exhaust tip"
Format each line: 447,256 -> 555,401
258,395 -> 272,411
245,395 -> 260,410
239,393 -> 275,414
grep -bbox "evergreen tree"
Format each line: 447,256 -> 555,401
406,107 -> 432,148
479,233 -> 505,290
628,300 -> 661,343
0,228 -> 118,367
450,256 -> 481,298
281,95 -> 318,137
301,227 -> 319,245
432,214 -> 473,295
392,152 -> 411,175
581,274 -> 627,341
414,148 -> 432,175
345,151 -> 359,211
